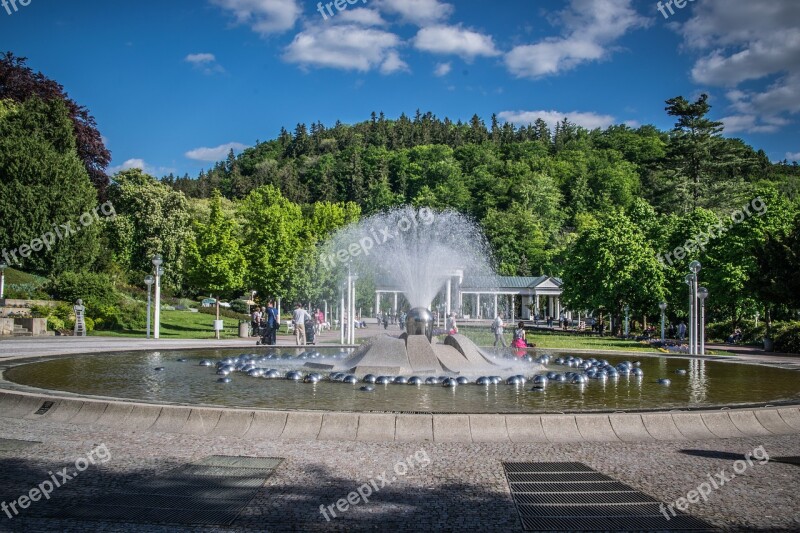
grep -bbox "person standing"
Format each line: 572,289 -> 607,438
265,300 -> 279,345
251,306 -> 262,337
492,314 -> 506,347
292,303 -> 311,345
677,321 -> 687,341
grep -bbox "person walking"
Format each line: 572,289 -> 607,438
293,303 -> 311,345
492,314 -> 506,347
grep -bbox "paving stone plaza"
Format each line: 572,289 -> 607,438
1,334 -> 799,532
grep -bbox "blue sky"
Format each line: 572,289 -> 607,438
3,0 -> 799,177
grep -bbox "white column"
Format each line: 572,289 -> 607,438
556,297 -> 561,319
547,296 -> 552,318
375,292 -> 381,318
340,290 -> 345,344
493,294 -> 498,318
535,294 -> 540,319
475,294 -> 479,318
510,295 -> 514,322
446,279 -> 452,318
393,292 -> 398,314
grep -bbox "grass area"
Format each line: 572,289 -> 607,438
3,267 -> 47,287
89,310 -> 247,339
457,326 -> 727,354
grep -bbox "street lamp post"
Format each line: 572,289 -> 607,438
685,273 -> 695,354
659,301 -> 667,343
340,284 -> 346,345
152,254 -> 163,339
624,305 -> 630,338
144,275 -> 154,339
697,287 -> 708,355
689,261 -> 702,355
0,261 -> 6,300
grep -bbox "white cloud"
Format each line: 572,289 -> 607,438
498,109 -> 616,131
108,159 -> 176,176
185,142 -> 249,162
184,53 -> 225,74
413,25 -> 500,59
678,0 -> 800,134
505,0 -> 648,78
284,24 -> 404,73
786,151 -> 800,161
380,50 -> 410,74
210,0 -> 300,35
185,53 -> 216,64
374,0 -> 453,26
434,62 -> 451,76
332,8 -> 386,27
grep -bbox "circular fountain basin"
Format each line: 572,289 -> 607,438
4,348 -> 799,413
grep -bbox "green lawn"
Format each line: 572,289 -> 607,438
457,326 -> 727,354
89,310 -> 256,339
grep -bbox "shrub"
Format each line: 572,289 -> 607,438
197,306 -> 248,321
706,320 -> 765,344
230,299 -> 250,314
83,317 -> 95,332
772,321 -> 800,354
46,316 -> 64,331
47,271 -> 118,312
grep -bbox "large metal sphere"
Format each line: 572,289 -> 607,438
363,374 -> 377,383
343,375 -> 359,384
359,385 -> 374,392
675,369 -> 688,375
405,307 -> 434,342
571,374 -> 587,384
442,377 -> 458,388
456,376 -> 470,385
265,369 -> 280,379
631,368 -> 644,377
476,376 -> 491,385
658,378 -> 672,386
506,376 -> 522,386
393,376 -> 408,384
425,377 -> 439,385
199,360 -> 214,367
533,375 -> 549,386
285,371 -> 302,381
303,374 -> 320,383
376,376 -> 393,385
217,377 -> 232,383
408,376 -> 423,385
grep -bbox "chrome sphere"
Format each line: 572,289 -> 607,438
405,307 -> 434,342
199,360 -> 213,367
285,371 -> 302,381
675,369 -> 688,375
376,376 -> 393,385
408,376 -> 423,385
247,369 -> 264,377
533,375 -> 548,386
393,376 -> 408,384
631,368 -> 644,377
658,378 -> 672,385
359,385 -> 375,392
216,369 -> 231,376
490,376 -> 502,384
476,376 -> 491,386
154,367 -> 164,372
303,374 -> 320,383
343,375 -> 359,384
217,377 -> 232,383
330,372 -> 344,381
425,377 -> 439,385
442,377 -> 458,388
553,373 -> 567,383
571,374 -> 587,384
363,374 -> 377,384
456,376 -> 470,385
264,369 -> 280,379
506,376 -> 522,386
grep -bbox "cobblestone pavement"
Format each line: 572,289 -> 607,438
0,414 -> 798,532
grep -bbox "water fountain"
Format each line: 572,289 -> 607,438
316,206 -> 516,376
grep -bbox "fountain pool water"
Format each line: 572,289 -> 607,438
4,348 -> 799,413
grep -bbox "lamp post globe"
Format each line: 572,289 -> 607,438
689,260 -> 701,274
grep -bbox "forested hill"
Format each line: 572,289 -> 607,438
163,106 -> 799,225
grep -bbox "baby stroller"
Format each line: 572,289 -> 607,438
305,318 -> 316,345
256,320 -> 273,345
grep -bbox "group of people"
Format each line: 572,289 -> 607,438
252,302 -> 327,346
491,315 -> 536,354
251,301 -> 280,345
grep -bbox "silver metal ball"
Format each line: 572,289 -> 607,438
359,385 -> 374,392
658,378 -> 671,385
376,376 -> 393,385
217,377 -> 231,383
442,378 -> 458,387
363,374 -> 377,383
456,376 -> 470,385
675,369 -> 688,375
393,376 -> 408,384
343,375 -> 359,384
285,371 -> 302,381
408,376 -> 423,385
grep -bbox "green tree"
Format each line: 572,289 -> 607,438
561,211 -> 665,333
0,97 -> 100,274
106,168 -> 192,289
186,190 -> 247,336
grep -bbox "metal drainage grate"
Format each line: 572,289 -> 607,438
34,401 -> 54,415
503,462 -> 715,531
54,455 -> 283,526
0,437 -> 41,452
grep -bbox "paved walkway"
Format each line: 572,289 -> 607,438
0,332 -> 798,531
